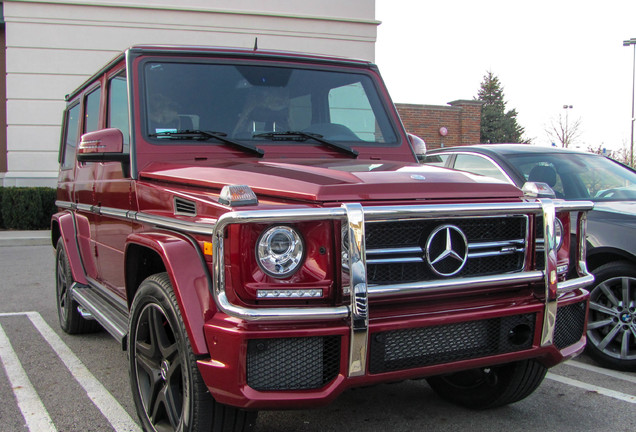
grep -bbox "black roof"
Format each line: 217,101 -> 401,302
428,143 -> 595,157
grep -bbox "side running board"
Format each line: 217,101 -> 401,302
70,282 -> 129,348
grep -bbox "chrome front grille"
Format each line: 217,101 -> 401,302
366,216 -> 528,284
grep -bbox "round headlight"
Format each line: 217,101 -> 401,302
554,218 -> 564,251
256,226 -> 304,278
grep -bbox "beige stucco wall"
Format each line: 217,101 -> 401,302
2,0 -> 378,186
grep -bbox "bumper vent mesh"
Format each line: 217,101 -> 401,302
554,301 -> 587,349
369,314 -> 536,374
246,336 -> 340,391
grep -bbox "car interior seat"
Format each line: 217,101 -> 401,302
528,164 -> 563,198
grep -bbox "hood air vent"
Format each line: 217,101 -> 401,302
174,197 -> 197,216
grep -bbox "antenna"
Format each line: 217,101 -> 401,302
253,37 -> 258,51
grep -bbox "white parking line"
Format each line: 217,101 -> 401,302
566,360 -> 636,384
0,312 -> 141,432
0,323 -> 57,432
546,373 -> 636,404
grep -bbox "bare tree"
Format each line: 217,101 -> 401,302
546,113 -> 582,148
587,143 -> 633,167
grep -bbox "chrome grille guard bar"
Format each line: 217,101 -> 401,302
211,200 -> 594,322
211,199 -> 594,374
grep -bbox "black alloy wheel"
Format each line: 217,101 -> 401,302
55,237 -> 100,334
128,273 -> 256,432
587,261 -> 636,370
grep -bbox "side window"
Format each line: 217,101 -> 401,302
453,154 -> 510,183
288,94 -> 312,131
108,71 -> 130,148
328,82 -> 376,141
84,87 -> 102,133
61,104 -> 81,170
422,154 -> 450,167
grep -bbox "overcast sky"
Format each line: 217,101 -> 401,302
375,0 -> 636,151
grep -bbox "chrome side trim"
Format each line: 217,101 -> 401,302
342,203 -> 369,377
133,211 -> 215,235
56,200 -> 215,235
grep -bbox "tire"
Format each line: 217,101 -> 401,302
55,237 -> 101,334
426,360 -> 547,409
128,273 -> 257,432
586,261 -> 636,371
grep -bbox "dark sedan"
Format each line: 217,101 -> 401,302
422,144 -> 636,370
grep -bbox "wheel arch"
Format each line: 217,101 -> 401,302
125,232 -> 215,355
51,211 -> 89,285
586,246 -> 636,272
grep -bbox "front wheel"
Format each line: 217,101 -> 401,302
586,261 -> 636,371
426,360 -> 547,409
128,273 -> 257,432
55,237 -> 100,334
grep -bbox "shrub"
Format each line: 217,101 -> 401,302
0,187 -> 57,230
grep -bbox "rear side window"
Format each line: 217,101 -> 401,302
422,154 -> 450,167
61,104 -> 81,170
453,154 -> 510,183
84,87 -> 102,133
108,71 -> 130,148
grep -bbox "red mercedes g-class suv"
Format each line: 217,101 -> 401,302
52,45 -> 593,432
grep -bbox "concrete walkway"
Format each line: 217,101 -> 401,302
0,230 -> 51,247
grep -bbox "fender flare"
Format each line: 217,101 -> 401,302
126,232 -> 215,355
51,211 -> 89,285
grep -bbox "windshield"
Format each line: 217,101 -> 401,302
506,152 -> 636,201
142,61 -> 397,146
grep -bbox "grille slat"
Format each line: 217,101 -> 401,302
365,216 -> 527,284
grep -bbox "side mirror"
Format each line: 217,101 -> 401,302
522,181 -> 557,199
77,128 -> 128,162
408,133 -> 427,161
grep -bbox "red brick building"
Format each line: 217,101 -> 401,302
396,100 -> 483,151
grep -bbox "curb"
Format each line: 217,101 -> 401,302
0,231 -> 51,247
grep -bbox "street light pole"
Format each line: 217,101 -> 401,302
563,104 -> 573,148
624,38 -> 636,167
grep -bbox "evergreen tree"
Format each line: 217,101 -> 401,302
477,71 -> 527,143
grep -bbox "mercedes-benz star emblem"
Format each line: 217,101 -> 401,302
425,225 -> 468,276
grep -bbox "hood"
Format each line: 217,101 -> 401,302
591,201 -> 636,217
139,159 -> 523,203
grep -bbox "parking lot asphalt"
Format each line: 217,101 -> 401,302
0,243 -> 634,432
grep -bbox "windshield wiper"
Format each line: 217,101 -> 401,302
254,131 -> 358,158
149,130 -> 264,157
